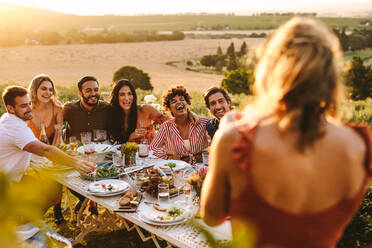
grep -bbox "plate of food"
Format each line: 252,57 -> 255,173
87,179 -> 129,196
82,163 -> 125,181
154,160 -> 191,173
140,205 -> 189,225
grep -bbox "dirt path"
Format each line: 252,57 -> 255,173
0,38 -> 264,92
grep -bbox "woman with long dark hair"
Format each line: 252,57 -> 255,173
108,79 -> 167,144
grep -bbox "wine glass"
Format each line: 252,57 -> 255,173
183,183 -> 192,208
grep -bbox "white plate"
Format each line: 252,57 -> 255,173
140,205 -> 188,224
139,210 -> 189,226
87,179 -> 129,195
154,160 -> 191,172
140,215 -> 188,226
77,144 -> 114,154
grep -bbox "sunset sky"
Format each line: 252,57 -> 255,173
0,0 -> 370,15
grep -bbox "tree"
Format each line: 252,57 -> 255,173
348,34 -> 367,51
227,53 -> 238,71
200,55 -> 219,67
113,66 -> 153,91
221,69 -> 254,95
238,41 -> 248,57
217,45 -> 223,56
344,56 -> 372,100
226,42 -> 235,57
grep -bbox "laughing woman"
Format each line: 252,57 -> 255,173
150,85 -> 209,165
108,79 -> 167,144
27,74 -> 64,224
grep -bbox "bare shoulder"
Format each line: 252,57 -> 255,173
328,123 -> 366,162
213,118 -> 242,158
54,102 -> 63,111
141,104 -> 159,113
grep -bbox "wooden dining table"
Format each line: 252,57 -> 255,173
38,156 -> 232,248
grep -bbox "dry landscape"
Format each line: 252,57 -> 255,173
0,38 -> 264,92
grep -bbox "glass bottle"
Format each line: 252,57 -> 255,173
39,122 -> 49,144
53,124 -> 65,148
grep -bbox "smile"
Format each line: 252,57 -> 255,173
176,105 -> 185,111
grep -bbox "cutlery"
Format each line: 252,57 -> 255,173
102,142 -> 118,152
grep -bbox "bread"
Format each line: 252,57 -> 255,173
119,197 -> 131,206
118,189 -> 138,206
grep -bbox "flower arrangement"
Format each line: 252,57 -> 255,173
144,94 -> 157,104
144,94 -> 162,112
120,142 -> 138,166
187,166 -> 208,197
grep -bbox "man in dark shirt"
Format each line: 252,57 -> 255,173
204,87 -> 232,139
63,76 -> 110,215
63,76 -> 110,140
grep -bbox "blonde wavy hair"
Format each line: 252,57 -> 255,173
28,74 -> 57,105
251,17 -> 344,151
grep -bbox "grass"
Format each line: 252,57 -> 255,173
43,187 -> 163,248
1,14 -> 371,34
344,49 -> 372,61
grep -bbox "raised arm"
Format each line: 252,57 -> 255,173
200,114 -> 241,226
24,140 -> 96,174
149,122 -> 168,159
145,104 -> 168,125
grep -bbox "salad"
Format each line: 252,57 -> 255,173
86,165 -> 124,178
154,207 -> 184,221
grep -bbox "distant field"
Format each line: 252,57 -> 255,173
2,14 -> 371,33
0,38 -> 264,93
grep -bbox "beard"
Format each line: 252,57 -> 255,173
82,94 -> 100,107
19,111 -> 33,121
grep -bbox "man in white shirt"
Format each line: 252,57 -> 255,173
0,86 -> 96,182
0,86 -> 97,244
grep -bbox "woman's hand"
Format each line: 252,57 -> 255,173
166,151 -> 181,160
75,160 -> 97,174
129,128 -> 146,141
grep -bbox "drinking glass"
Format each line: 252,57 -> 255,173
135,172 -> 146,192
171,170 -> 184,197
202,151 -> 209,166
112,152 -> 123,168
183,183 -> 192,208
80,132 -> 92,145
138,140 -> 149,158
69,136 -> 78,152
93,129 -> 107,143
158,183 -> 169,208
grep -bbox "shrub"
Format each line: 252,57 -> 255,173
344,57 -> 372,100
113,66 -> 153,91
200,55 -> 225,67
221,69 -> 254,95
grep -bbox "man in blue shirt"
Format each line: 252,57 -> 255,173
204,87 -> 232,139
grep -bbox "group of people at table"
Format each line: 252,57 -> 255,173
0,65 -> 232,244
1,17 -> 371,248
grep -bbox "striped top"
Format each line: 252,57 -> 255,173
150,116 -> 209,164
